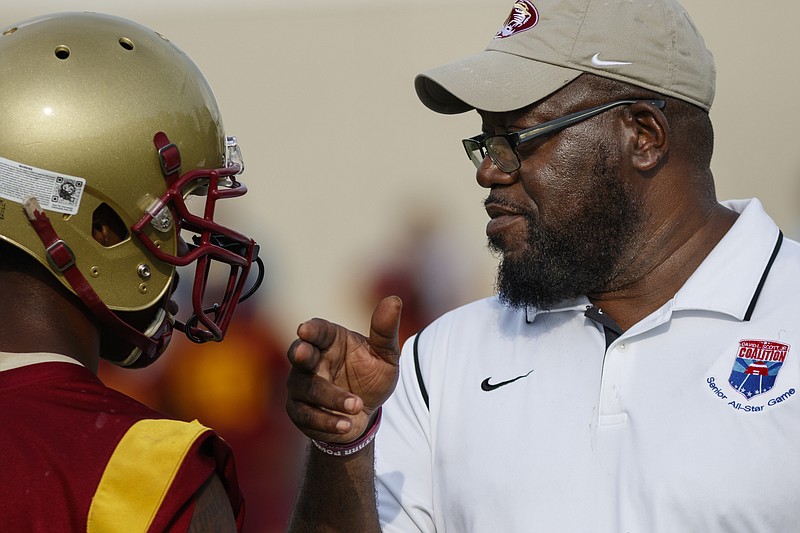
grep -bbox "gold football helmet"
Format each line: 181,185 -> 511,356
0,12 -> 261,367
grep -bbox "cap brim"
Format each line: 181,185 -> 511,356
415,50 -> 583,115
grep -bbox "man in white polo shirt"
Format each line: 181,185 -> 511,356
286,0 -> 800,531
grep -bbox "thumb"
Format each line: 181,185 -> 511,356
369,295 -> 402,361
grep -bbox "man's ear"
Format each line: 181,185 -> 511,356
625,100 -> 669,172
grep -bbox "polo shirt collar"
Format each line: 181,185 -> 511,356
526,297 -> 590,324
672,198 -> 781,320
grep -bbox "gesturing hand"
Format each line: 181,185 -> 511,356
286,296 -> 402,444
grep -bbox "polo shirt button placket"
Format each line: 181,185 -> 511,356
597,336 -> 634,428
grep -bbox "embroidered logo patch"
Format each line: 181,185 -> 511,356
728,340 -> 790,399
495,0 -> 539,39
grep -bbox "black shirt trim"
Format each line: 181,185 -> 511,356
744,230 -> 783,321
584,305 -> 623,349
413,327 -> 430,410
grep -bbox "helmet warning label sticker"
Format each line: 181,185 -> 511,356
0,156 -> 85,215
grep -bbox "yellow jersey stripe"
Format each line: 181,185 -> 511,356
87,419 -> 209,532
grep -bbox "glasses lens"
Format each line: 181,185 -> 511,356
485,136 -> 519,173
462,138 -> 485,169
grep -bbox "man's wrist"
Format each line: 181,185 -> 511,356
310,407 -> 382,457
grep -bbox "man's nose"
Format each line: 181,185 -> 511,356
475,156 -> 519,189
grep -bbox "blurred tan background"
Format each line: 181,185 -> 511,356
4,1 -> 799,530
6,0 -> 798,334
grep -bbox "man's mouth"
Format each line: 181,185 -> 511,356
485,201 -> 525,239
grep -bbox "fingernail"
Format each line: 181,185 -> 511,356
343,397 -> 356,413
336,419 -> 351,432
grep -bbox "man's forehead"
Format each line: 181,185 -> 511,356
477,96 -> 562,128
477,77 -> 642,130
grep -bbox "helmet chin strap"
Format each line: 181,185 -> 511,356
22,197 -> 171,368
113,307 -> 175,367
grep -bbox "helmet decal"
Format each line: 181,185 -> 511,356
0,155 -> 86,215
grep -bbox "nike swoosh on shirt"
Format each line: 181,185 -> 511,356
481,370 -> 534,391
590,53 -> 632,67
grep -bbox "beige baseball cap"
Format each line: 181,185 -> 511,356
415,0 -> 715,114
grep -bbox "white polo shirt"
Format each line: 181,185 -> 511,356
375,198 -> 800,532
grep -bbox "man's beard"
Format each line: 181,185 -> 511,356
488,146 -> 642,310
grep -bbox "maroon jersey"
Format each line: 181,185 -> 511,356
0,361 -> 244,531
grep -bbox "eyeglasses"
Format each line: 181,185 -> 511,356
462,99 -> 666,173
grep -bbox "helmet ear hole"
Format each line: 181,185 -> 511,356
92,203 -> 129,247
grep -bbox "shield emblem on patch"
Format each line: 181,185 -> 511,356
729,340 -> 790,399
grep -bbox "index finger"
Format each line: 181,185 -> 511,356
287,337 -> 321,373
296,317 -> 339,351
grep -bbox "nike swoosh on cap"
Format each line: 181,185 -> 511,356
590,53 -> 632,68
481,370 -> 534,391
